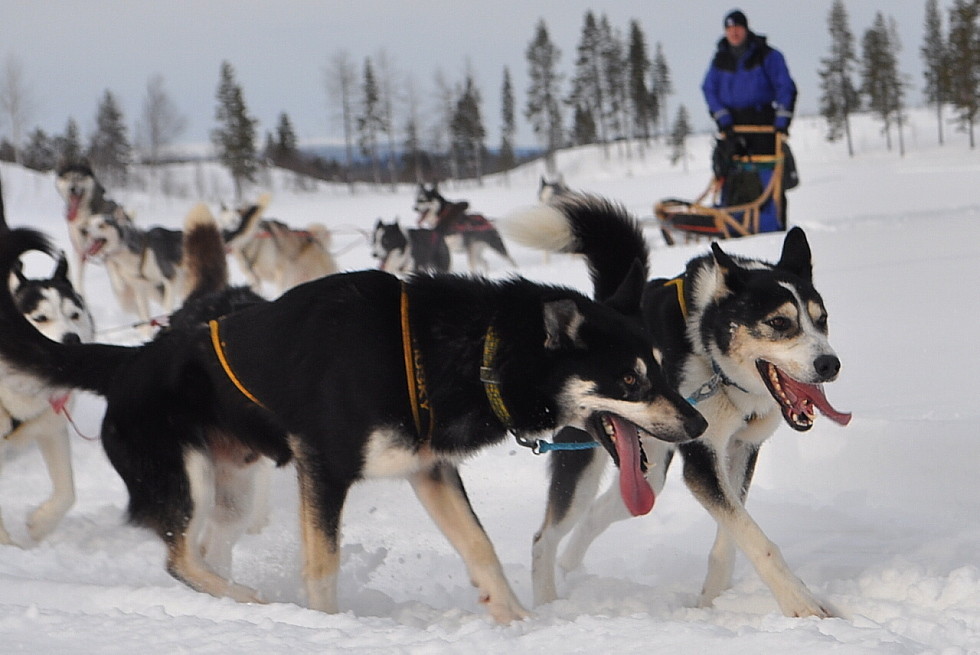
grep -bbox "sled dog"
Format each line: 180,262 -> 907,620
537,176 -> 575,205
55,160 -> 131,295
508,196 -> 851,618
370,218 -> 450,274
0,180 -> 95,544
413,183 -> 516,272
83,195 -> 267,330
0,224 -> 706,622
222,201 -> 335,294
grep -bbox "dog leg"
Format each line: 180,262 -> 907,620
200,456 -> 258,578
0,447 -> 12,545
532,444 -> 606,605
557,440 -> 672,576
27,422 -> 76,543
246,457 -> 273,534
167,451 -> 262,603
410,463 -> 528,624
293,447 -> 345,613
681,440 -> 831,618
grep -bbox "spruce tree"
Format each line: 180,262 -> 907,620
568,11 -> 607,151
88,89 -> 131,186
212,61 -> 258,200
525,19 -> 564,173
357,57 -> 385,185
921,0 -> 949,145
667,104 -> 691,172
947,0 -> 979,148
650,43 -> 672,139
860,12 -> 904,152
627,20 -> 654,144
817,0 -> 860,156
499,67 -> 516,176
22,128 -> 55,172
450,74 -> 486,182
54,118 -> 83,164
599,16 -> 628,156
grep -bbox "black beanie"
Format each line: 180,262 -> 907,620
724,10 -> 748,29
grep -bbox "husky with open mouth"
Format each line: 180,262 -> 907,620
510,196 -> 851,619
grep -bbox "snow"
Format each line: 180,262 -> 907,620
1,110 -> 979,653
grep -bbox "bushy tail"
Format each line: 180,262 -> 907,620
221,192 -> 271,250
0,228 -> 132,396
503,194 -> 649,303
182,203 -> 229,299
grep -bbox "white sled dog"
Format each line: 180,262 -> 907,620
507,196 -> 852,619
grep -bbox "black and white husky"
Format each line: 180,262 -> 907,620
370,218 -> 450,274
55,160 -> 130,295
0,180 -> 95,545
413,183 -> 516,272
507,196 -> 851,618
0,216 -> 706,622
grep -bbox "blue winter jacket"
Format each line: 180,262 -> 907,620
701,33 -> 797,131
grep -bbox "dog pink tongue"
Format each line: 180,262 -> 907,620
609,414 -> 655,516
67,195 -> 81,221
786,378 -> 852,426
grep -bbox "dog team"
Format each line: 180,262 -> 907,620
0,162 -> 850,624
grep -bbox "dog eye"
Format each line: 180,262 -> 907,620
623,373 -> 638,386
767,316 -> 793,332
31,314 -> 49,323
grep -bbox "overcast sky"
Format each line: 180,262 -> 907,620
1,0 -> 940,151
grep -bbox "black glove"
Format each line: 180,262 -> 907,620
721,125 -> 736,141
775,124 -> 789,136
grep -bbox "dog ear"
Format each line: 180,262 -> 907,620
603,258 -> 645,316
776,227 -> 813,281
53,252 -> 70,282
542,299 -> 585,350
711,242 -> 749,294
11,259 -> 26,289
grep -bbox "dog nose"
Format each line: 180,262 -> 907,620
814,354 -> 840,381
683,407 -> 708,439
61,333 -> 81,345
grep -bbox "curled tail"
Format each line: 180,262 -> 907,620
221,192 -> 271,250
0,228 -> 131,396
503,194 -> 649,303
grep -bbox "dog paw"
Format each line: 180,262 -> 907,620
225,582 -> 264,605
480,592 -> 530,624
777,589 -> 834,619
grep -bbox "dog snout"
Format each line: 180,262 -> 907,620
61,333 -> 82,345
684,408 -> 708,440
813,354 -> 841,381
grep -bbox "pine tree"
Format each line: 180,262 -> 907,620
450,74 -> 486,182
667,104 -> 691,172
599,16 -> 628,157
571,104 -> 597,145
267,112 -> 299,167
818,0 -> 860,156
922,0 -> 949,145
498,67 -> 516,176
88,89 -> 131,186
525,19 -> 564,173
356,57 -> 385,185
568,11 -> 607,153
212,61 -> 258,200
860,12 -> 904,152
650,43 -> 672,139
22,128 -> 55,172
53,118 -> 83,164
947,0 -> 980,148
626,20 -> 654,145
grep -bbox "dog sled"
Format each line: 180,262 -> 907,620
655,125 -> 795,245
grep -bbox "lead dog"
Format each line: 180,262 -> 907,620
509,196 -> 851,618
0,179 -> 95,545
0,218 -> 706,622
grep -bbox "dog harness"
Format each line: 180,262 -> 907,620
209,319 -> 266,409
480,322 -> 599,455
665,277 -> 749,404
400,282 -> 434,441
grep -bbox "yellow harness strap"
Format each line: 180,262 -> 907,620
209,319 -> 266,409
480,325 -> 513,429
400,283 -> 433,440
664,277 -> 688,319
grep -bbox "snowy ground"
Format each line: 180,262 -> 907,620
1,110 -> 979,653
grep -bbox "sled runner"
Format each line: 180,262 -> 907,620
656,125 -> 794,245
